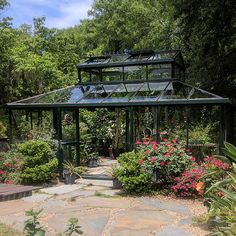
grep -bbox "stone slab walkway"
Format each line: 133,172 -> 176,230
0,179 -> 211,236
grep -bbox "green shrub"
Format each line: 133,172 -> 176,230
116,151 -> 152,194
17,140 -> 58,184
119,173 -> 152,194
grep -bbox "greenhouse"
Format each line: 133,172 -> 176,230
7,50 -> 233,173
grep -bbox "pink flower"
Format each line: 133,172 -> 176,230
152,144 -> 157,150
151,141 -> 158,145
145,150 -> 149,155
160,161 -> 165,166
151,157 -> 157,161
135,140 -> 142,145
163,139 -> 168,142
160,131 -> 167,135
190,156 -> 196,161
143,141 -> 149,146
164,153 -> 170,157
139,160 -> 144,165
172,139 -> 177,144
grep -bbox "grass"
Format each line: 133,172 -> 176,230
0,223 -> 22,236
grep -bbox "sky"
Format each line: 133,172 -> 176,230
1,0 -> 93,29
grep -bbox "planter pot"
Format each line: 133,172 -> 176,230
112,178 -> 122,189
64,173 -> 76,185
88,159 -> 99,168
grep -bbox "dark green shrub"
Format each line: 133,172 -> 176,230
17,140 -> 58,184
117,151 -> 152,194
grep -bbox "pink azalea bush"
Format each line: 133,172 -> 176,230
136,138 -> 191,186
171,155 -> 231,197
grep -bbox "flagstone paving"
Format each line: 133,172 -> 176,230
0,179 -> 211,236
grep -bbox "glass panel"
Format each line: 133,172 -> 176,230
148,64 -> 172,79
109,55 -> 129,62
190,89 -> 216,99
159,82 -> 191,100
55,85 -> 95,103
79,84 -> 119,103
125,54 -> 152,62
102,83 -> 142,103
102,67 -> 123,82
124,66 -> 146,80
130,82 -> 170,102
153,51 -> 177,59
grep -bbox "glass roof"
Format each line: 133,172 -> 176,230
8,80 -> 229,108
78,50 -> 184,69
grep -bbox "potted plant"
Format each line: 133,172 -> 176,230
87,152 -> 100,168
63,160 -> 83,184
108,165 -> 122,189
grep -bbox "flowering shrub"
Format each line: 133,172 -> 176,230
171,155 -> 231,198
171,162 -> 205,197
0,149 -> 22,183
136,139 -> 191,186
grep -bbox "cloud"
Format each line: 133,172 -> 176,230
46,1 -> 93,28
2,0 -> 93,28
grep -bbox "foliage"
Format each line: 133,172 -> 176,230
62,218 -> 83,235
107,164 -> 122,178
0,148 -> 22,183
189,123 -> 214,144
63,160 -> 83,177
24,209 -> 45,236
24,209 -> 83,236
0,121 -> 7,138
171,162 -> 205,197
197,142 -> 236,235
0,222 -> 22,236
137,139 -> 191,186
169,0 -> 236,101
116,151 -> 152,194
17,140 -> 58,184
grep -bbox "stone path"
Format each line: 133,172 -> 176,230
0,179 -> 210,236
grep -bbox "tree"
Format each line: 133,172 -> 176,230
168,0 -> 236,100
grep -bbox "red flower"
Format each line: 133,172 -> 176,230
172,139 -> 177,144
186,149 -> 191,153
151,157 -> 157,161
143,141 -> 149,146
160,161 -> 165,166
135,140 -> 142,145
163,139 -> 168,142
190,156 -> 196,161
151,141 -> 158,145
152,144 -> 157,150
139,160 -> 144,165
4,163 -> 11,168
164,153 -> 170,157
145,150 -> 149,155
